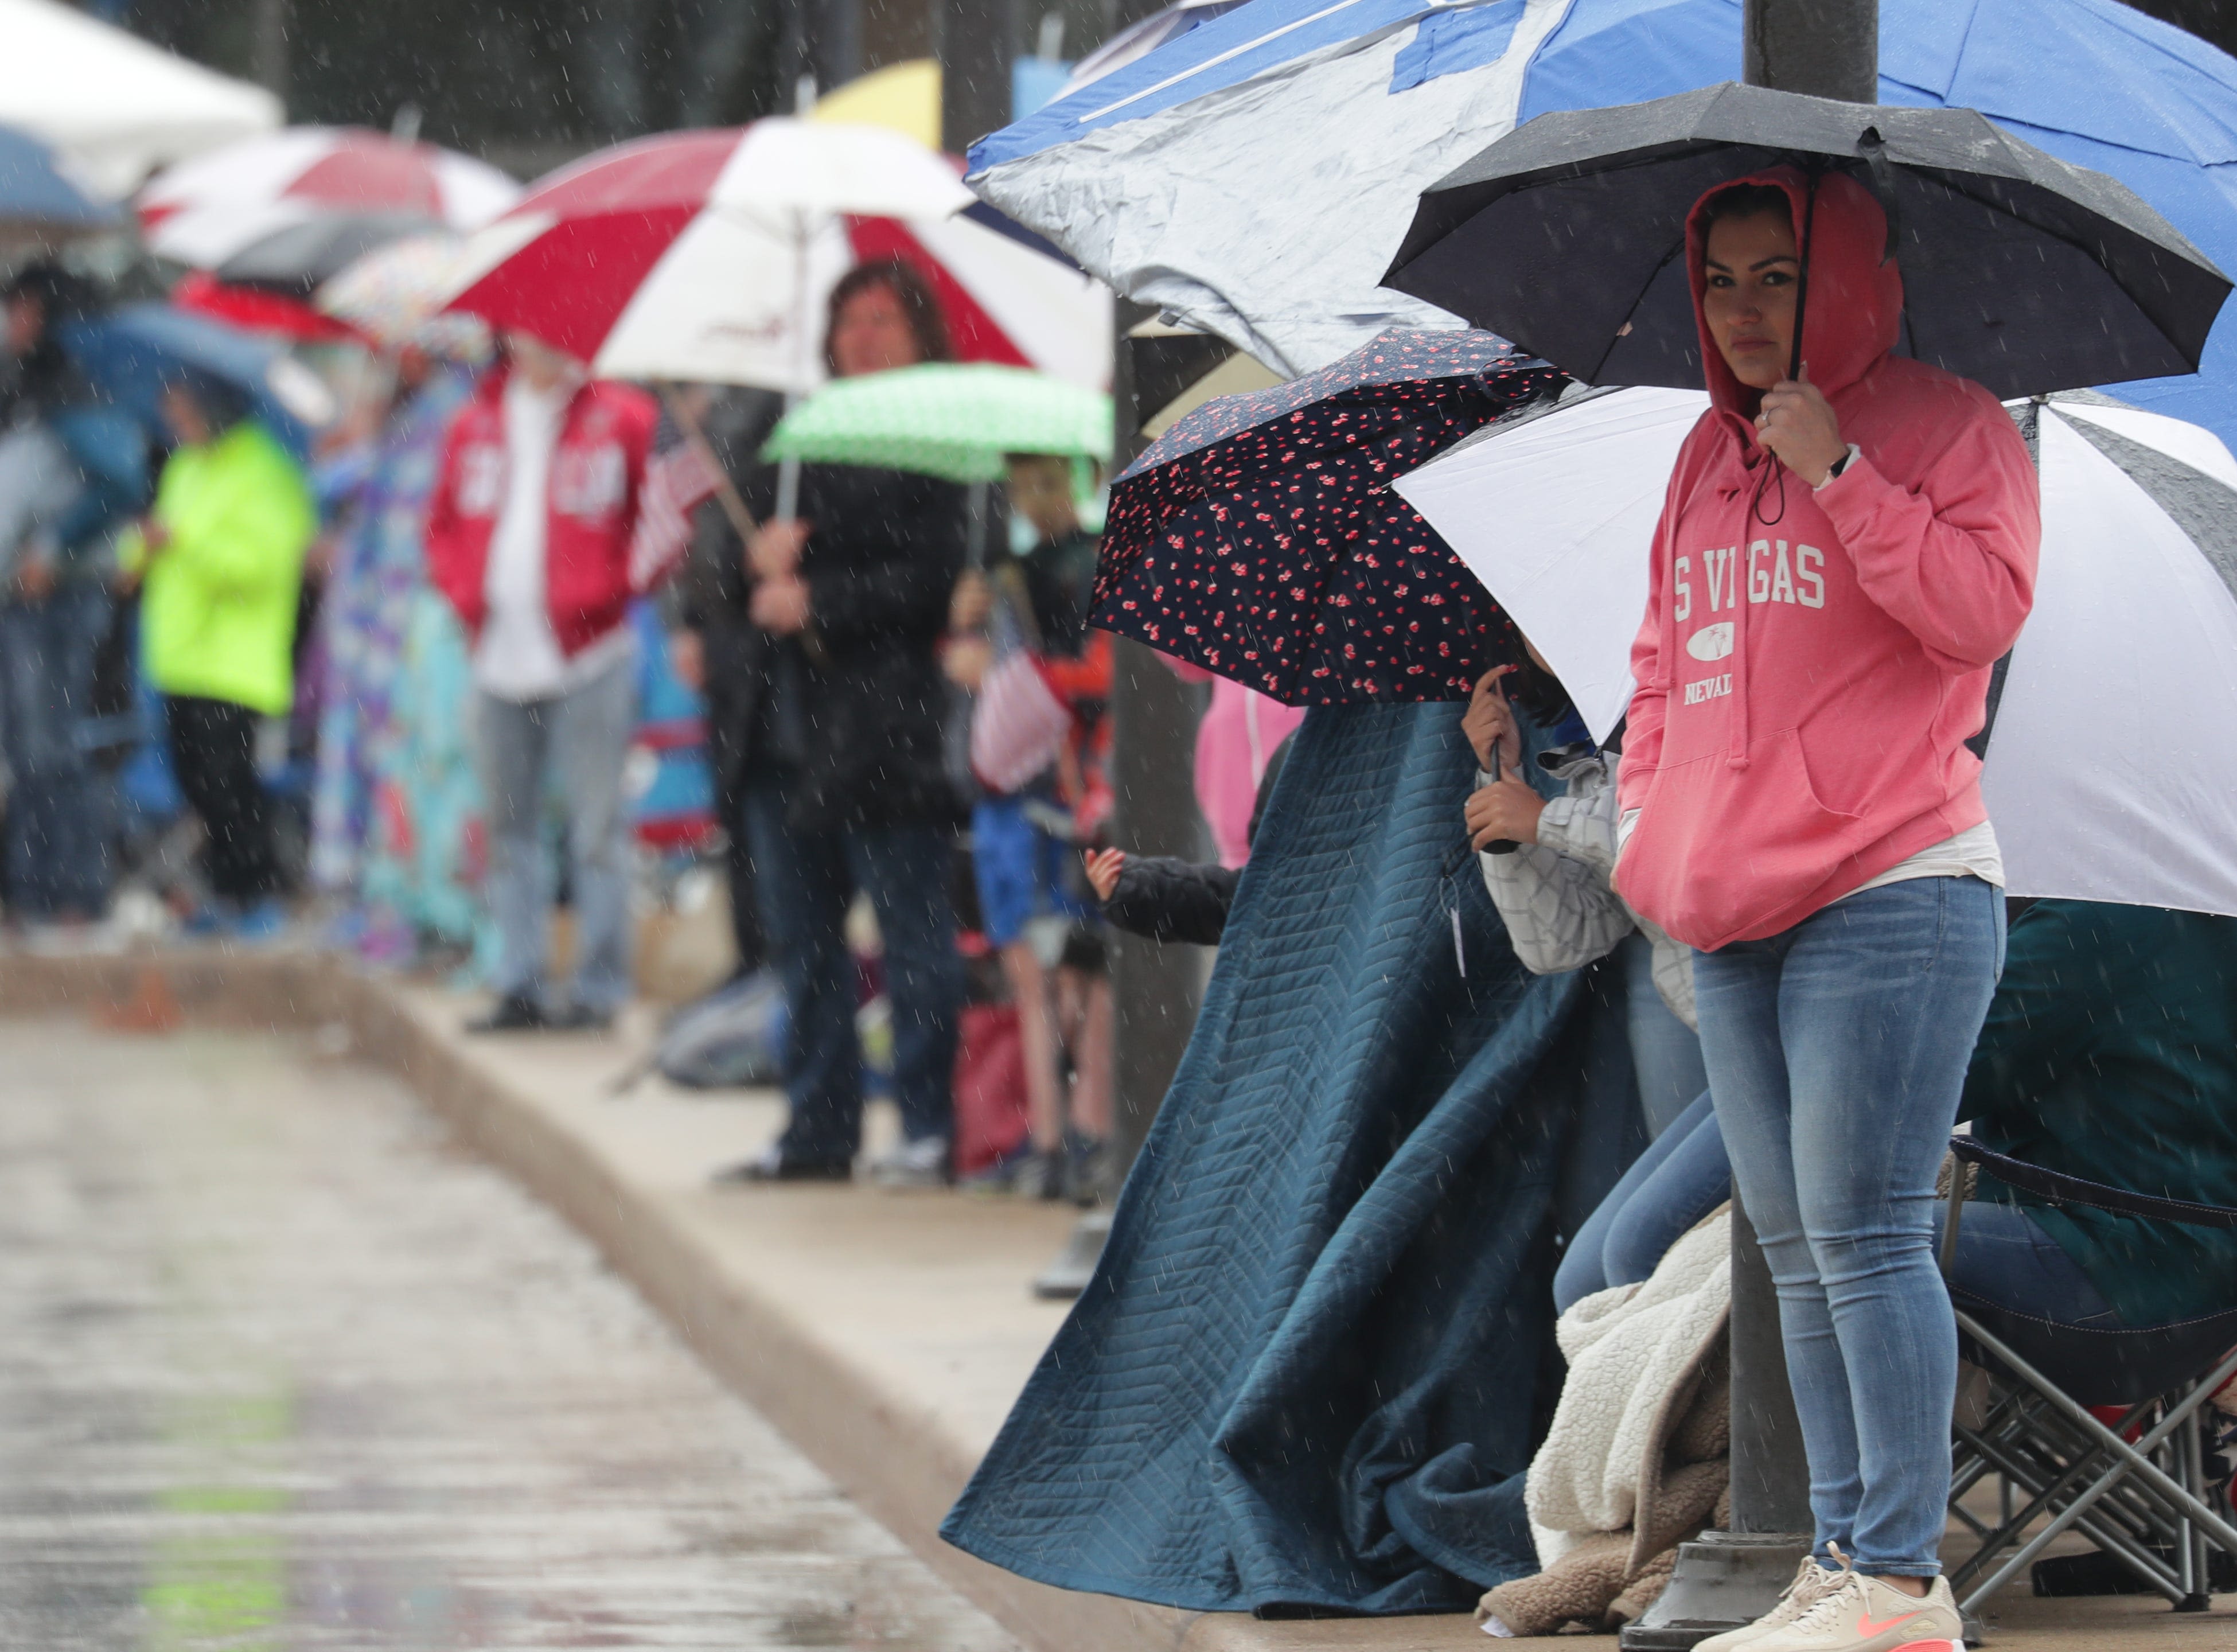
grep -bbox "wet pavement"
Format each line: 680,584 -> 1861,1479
0,1022 -> 1023,1651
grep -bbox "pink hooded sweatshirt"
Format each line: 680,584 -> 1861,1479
1612,167 -> 2040,952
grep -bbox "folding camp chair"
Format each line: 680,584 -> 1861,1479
1939,1136 -> 2237,1615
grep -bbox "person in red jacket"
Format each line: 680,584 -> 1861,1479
1613,173 -> 2038,1652
424,331 -> 660,1032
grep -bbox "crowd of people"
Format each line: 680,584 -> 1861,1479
5,151 -> 2235,1646
0,248 -> 1264,1206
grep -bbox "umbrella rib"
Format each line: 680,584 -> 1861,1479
1596,239 -> 1689,385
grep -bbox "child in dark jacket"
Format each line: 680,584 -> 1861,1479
1082,736 -> 1289,945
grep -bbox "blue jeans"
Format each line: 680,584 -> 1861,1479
472,662 -> 637,1014
1623,932 -> 1710,1140
742,774 -> 961,1162
1695,875 -> 2004,1577
1555,1088 -> 1732,1314
0,586 -> 115,918
1944,1199 -> 2121,1329
1556,1093 -> 2118,1328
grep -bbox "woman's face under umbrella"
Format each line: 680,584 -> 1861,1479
1700,198 -> 1800,392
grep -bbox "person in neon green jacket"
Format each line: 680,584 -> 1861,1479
119,373 -> 316,932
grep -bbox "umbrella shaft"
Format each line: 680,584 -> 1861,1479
1743,0 -> 1879,104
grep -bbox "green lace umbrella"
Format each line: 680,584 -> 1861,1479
761,363 -> 1112,484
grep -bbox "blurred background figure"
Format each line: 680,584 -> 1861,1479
0,262 -> 134,930
662,379 -> 786,990
424,329 -> 660,1033
945,449 -> 1112,1200
716,258 -> 967,1189
1181,670 -> 1304,872
121,367 -> 316,940
308,301 -> 492,969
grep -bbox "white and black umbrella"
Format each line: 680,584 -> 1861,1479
1383,81 -> 2231,400
1393,387 -> 2237,921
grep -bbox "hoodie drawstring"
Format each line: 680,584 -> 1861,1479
1722,174 -> 1819,773
1728,480 -> 1753,772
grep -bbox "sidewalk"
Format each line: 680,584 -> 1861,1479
2,946 -> 2228,1652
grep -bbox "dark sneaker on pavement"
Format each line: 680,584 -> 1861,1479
549,1002 -> 615,1033
466,993 -> 547,1034
1063,1130 -> 1113,1206
1009,1148 -> 1067,1202
960,1141 -> 1036,1194
712,1143 -> 854,1185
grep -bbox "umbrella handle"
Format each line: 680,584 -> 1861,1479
1787,171 -> 1819,386
1483,743 -> 1518,856
776,453 -> 801,523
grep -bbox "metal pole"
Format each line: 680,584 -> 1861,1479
251,0 -> 290,106
1743,0 -> 1878,103
938,0 -> 1026,152
1728,1198 -> 1814,1533
1103,638 -> 1205,1171
1034,297 -> 1205,1298
1624,6 -> 1878,1641
1730,0 -> 1876,1545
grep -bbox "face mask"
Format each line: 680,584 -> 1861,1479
1007,511 -> 1039,557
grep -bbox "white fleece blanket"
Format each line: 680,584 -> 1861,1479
1527,1209 -> 1732,1567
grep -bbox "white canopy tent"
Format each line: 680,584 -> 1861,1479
0,0 -> 280,198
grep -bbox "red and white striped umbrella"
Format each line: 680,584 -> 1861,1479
442,120 -> 1109,394
139,126 -> 521,268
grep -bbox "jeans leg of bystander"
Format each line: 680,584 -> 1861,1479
741,776 -> 863,1166
1697,876 -> 2003,1577
471,691 -> 554,1007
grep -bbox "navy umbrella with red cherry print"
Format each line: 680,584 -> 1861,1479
1090,328 -> 1564,706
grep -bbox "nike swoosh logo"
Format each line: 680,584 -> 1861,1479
1857,1611 -> 1920,1635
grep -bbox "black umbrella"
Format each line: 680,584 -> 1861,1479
212,211 -> 441,297
1382,81 -> 2231,400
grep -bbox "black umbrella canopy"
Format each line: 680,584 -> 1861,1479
1382,81 -> 2231,401
214,211 -> 442,297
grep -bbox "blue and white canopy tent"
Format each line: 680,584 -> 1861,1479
969,0 -> 2237,450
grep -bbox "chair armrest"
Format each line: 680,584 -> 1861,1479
1948,1136 -> 2237,1230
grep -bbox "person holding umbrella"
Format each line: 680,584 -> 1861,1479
712,259 -> 970,1189
1609,172 -> 2037,1652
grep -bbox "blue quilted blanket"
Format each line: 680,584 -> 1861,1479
942,700 -> 1639,1614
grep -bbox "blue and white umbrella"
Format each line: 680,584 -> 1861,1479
971,0 -> 2237,451
57,304 -> 334,458
0,123 -> 118,234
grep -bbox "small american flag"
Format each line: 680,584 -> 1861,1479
628,408 -> 726,592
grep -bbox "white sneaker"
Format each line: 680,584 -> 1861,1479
869,1134 -> 950,1190
1749,1549 -> 1964,1652
1693,1555 -> 1847,1652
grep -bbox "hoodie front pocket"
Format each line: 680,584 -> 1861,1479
1615,727 -> 1876,950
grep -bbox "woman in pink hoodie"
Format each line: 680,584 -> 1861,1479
1614,170 -> 2039,1652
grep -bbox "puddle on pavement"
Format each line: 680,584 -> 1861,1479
0,1022 -> 1019,1650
